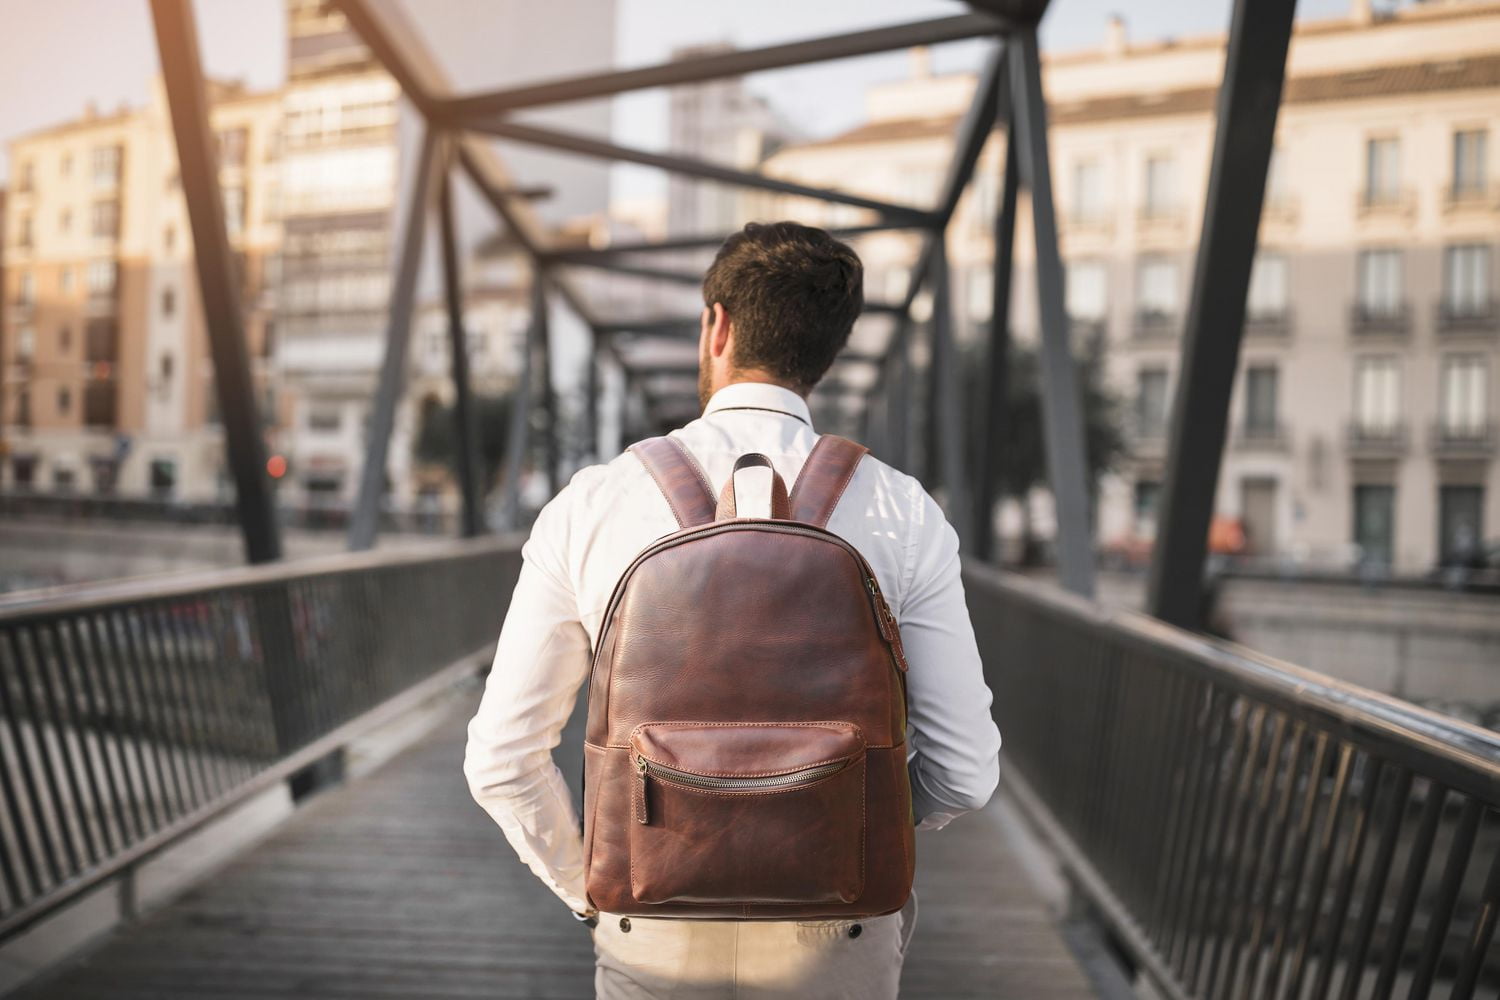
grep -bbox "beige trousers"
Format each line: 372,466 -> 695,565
593,892 -> 919,999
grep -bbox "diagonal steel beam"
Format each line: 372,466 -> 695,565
440,13 -> 1009,119
437,144 -> 484,539
469,119 -> 936,224
1012,28 -> 1095,597
556,258 -> 704,286
348,126 -> 443,551
1147,0 -> 1297,629
150,0 -> 281,564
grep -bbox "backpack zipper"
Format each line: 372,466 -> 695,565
634,755 -> 848,824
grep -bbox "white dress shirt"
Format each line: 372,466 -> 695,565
463,381 -> 1002,914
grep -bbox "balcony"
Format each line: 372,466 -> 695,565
1442,183 -> 1498,215
1132,310 -> 1178,342
1436,299 -> 1498,337
1260,194 -> 1299,226
1346,420 -> 1408,457
1356,188 -> 1416,220
1129,422 -> 1169,458
1063,208 -> 1113,239
1233,421 -> 1289,452
1349,302 -> 1411,338
1244,308 -> 1293,340
83,380 -> 118,429
1430,421 -> 1495,458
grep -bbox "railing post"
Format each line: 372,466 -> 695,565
1146,0 -> 1296,628
349,127 -> 443,551
149,0 -> 281,565
1010,28 -> 1096,598
437,143 -> 485,538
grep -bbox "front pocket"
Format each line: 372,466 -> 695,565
629,721 -> 866,905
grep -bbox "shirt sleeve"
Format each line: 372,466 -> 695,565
462,478 -> 595,913
897,481 -> 1003,830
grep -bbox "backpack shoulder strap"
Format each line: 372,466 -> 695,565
630,436 -> 717,528
789,434 -> 869,528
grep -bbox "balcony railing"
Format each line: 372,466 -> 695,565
1347,420 -> 1408,456
1442,183 -> 1497,213
1356,187 -> 1416,218
1133,310 -> 1179,342
1244,308 -> 1292,340
1437,300 -> 1498,335
1234,421 -> 1289,452
1350,302 -> 1411,338
1431,421 -> 1496,457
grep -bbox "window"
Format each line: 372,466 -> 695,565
308,405 -> 342,432
60,152 -> 71,177
18,272 -> 35,306
1357,249 -> 1403,316
91,144 -> 122,187
1135,367 -> 1170,437
57,386 -> 72,414
1354,356 -> 1401,431
1452,129 -> 1488,197
1247,252 -> 1288,320
18,213 -> 33,249
1440,354 -> 1488,435
60,268 -> 73,295
1143,154 -> 1177,218
1443,244 -> 1490,317
1067,260 -> 1108,322
83,381 -> 117,427
161,287 -> 176,318
966,268 -> 993,323
1353,485 -> 1395,567
15,326 -> 35,359
91,199 -> 120,239
1137,256 -> 1179,319
223,187 -> 246,240
59,325 -> 72,352
217,127 -> 248,168
18,160 -> 34,192
1072,159 -> 1106,222
1133,480 -> 1161,539
86,319 -> 118,362
163,225 -> 176,252
60,208 -> 72,234
1438,486 -> 1485,565
1245,366 -> 1280,434
1364,137 -> 1400,204
148,458 -> 177,498
160,353 -> 175,380
87,259 -> 118,297
1265,147 -> 1289,206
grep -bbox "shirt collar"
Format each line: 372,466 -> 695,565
702,381 -> 814,428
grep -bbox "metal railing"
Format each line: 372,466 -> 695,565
0,537 -> 521,939
967,562 -> 1500,1000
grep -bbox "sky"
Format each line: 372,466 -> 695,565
0,0 -> 1361,187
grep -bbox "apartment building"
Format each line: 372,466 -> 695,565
1,81 -> 282,500
757,0 -> 1500,574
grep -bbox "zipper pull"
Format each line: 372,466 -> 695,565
635,755 -> 650,825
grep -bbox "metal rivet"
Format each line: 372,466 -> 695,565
848,923 -> 862,938
619,917 -> 632,932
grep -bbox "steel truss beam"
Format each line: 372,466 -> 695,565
437,145 -> 484,538
543,222 -> 925,261
1011,28 -> 1095,597
1147,0 -> 1296,628
440,13 -> 1009,119
150,0 -> 282,564
469,119 -> 935,225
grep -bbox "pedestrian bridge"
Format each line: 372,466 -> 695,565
0,540 -> 1495,998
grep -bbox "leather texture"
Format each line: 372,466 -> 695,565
584,434 -> 915,920
628,436 -> 717,528
714,453 -> 791,521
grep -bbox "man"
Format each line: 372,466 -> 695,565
464,221 -> 1002,998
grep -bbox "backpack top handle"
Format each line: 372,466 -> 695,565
715,453 -> 791,521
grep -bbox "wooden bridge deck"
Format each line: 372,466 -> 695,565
16,691 -> 1098,999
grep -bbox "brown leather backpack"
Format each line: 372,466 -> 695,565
582,433 -> 914,919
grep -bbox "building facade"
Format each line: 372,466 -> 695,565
758,0 -> 1500,574
1,82 -> 282,500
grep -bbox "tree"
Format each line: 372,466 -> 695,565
963,333 -> 1127,564
412,392 -> 515,500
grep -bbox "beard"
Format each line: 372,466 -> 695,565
697,333 -> 713,410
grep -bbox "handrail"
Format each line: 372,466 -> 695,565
965,559 -> 1500,999
0,540 -> 523,941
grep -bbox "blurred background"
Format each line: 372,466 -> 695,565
0,1 -> 1497,997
